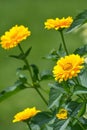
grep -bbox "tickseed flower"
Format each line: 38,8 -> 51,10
44,17 -> 73,30
0,25 -> 31,49
53,54 -> 84,82
56,109 -> 68,119
12,107 -> 40,123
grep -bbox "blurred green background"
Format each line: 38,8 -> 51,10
0,0 -> 87,130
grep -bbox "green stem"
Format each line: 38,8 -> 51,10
18,44 -> 48,105
26,122 -> 32,130
35,87 -> 48,105
18,44 -> 33,82
59,30 -> 69,55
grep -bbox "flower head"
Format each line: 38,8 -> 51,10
12,107 -> 40,123
56,109 -> 68,119
0,25 -> 31,49
44,17 -> 73,30
53,54 -> 84,82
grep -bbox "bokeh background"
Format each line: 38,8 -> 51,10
0,0 -> 87,130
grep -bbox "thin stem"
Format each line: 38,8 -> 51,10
18,44 -> 48,105
35,87 -> 48,105
26,122 -> 32,130
18,44 -> 33,82
59,30 -> 69,55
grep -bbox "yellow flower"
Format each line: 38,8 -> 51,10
53,54 -> 84,82
56,109 -> 68,119
44,17 -> 73,30
0,25 -> 31,49
12,107 -> 40,123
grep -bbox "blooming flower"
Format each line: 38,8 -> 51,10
44,17 -> 73,30
0,25 -> 31,49
12,107 -> 40,123
56,109 -> 68,119
53,54 -> 84,82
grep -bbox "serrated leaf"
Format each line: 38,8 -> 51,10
67,10 -> 87,32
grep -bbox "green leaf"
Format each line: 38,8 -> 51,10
16,65 -> 28,74
67,10 -> 87,32
40,70 -> 53,80
67,101 -> 82,117
79,117 -> 87,127
48,87 -> 65,109
43,44 -> 65,61
10,46 -> 32,60
71,123 -> 85,130
0,75 -> 27,102
73,88 -> 87,95
56,44 -> 66,57
24,46 -> 32,58
32,111 -> 53,127
74,44 -> 87,56
53,118 -> 71,130
79,68 -> 87,88
41,124 -> 53,130
43,49 -> 59,60
77,102 -> 86,117
31,124 -> 40,130
10,53 -> 25,60
31,64 -> 39,81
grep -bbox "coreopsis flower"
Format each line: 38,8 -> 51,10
0,25 -> 31,49
53,54 -> 84,82
44,17 -> 73,30
12,107 -> 40,123
56,109 -> 68,119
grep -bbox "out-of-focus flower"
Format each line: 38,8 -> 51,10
44,17 -> 73,30
53,54 -> 84,82
12,107 -> 40,123
56,109 -> 68,119
0,25 -> 31,49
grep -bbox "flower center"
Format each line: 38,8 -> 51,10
63,63 -> 72,71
